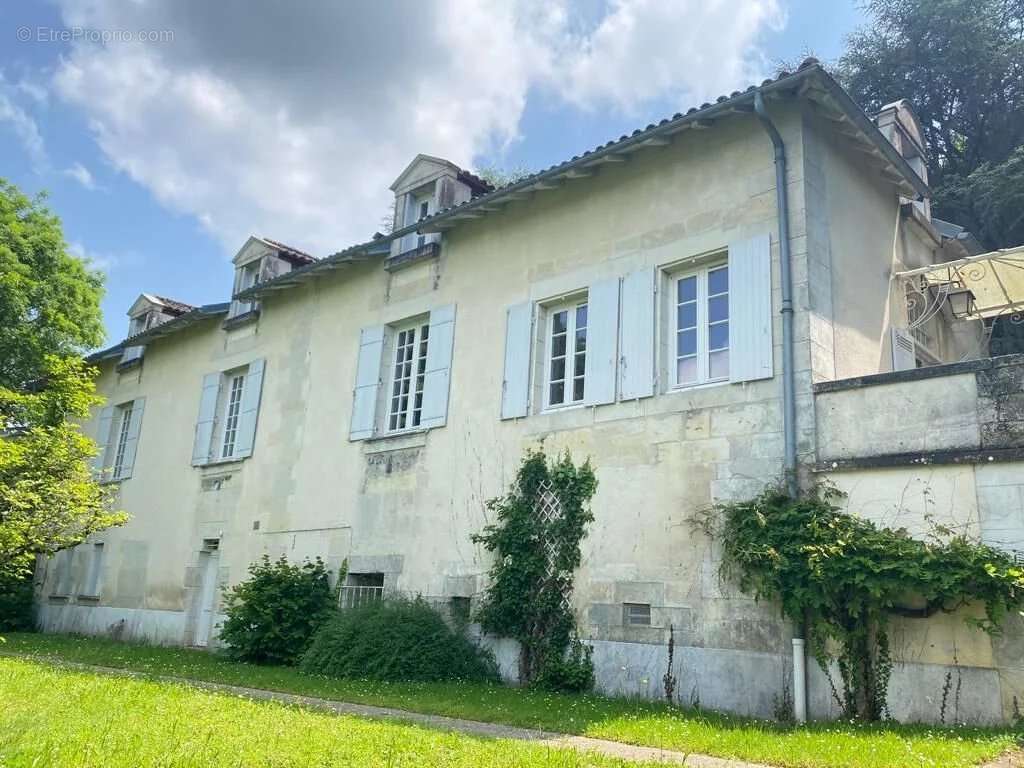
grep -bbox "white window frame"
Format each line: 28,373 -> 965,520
110,402 -> 134,477
385,319 -> 430,433
220,372 -> 246,459
228,259 -> 261,318
543,297 -> 588,410
671,261 -> 730,388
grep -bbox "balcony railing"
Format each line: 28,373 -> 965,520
339,585 -> 385,609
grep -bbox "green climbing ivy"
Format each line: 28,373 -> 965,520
697,486 -> 1024,721
472,447 -> 597,691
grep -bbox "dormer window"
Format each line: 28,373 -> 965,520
387,155 -> 493,263
226,237 -> 318,326
228,259 -> 262,320
119,294 -> 194,370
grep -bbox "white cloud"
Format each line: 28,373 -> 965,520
51,0 -> 781,256
64,161 -> 99,190
0,76 -> 48,173
68,240 -> 115,272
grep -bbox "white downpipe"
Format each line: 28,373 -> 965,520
792,638 -> 808,723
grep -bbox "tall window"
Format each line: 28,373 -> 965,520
674,264 -> 729,387
416,199 -> 430,248
221,373 -> 246,458
388,322 -> 430,432
112,403 -> 134,477
546,300 -> 588,408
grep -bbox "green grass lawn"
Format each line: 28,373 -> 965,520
0,657 -> 635,768
2,632 -> 1021,768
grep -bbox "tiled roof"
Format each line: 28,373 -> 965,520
242,58 -> 927,307
151,295 -> 196,315
88,302 -> 231,362
411,59 -> 927,236
260,237 -> 318,265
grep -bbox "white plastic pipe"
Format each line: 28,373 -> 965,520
792,637 -> 808,723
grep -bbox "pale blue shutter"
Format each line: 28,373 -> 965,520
728,234 -> 774,383
233,359 -> 265,458
350,326 -> 385,440
117,397 -> 145,480
192,373 -> 221,466
419,305 -> 455,429
619,268 -> 656,400
583,277 -> 620,406
501,302 -> 533,419
93,406 -> 115,476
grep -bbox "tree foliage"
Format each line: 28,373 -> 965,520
0,179 -> 105,388
472,448 -> 597,691
301,597 -> 498,682
473,165 -> 533,189
839,0 -> 1024,249
698,487 -> 1024,721
0,355 -> 125,581
219,555 -> 337,665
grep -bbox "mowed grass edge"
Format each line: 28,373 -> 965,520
1,633 -> 1021,768
0,657 -> 638,768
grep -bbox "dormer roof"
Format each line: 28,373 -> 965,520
233,235 -> 319,267
128,293 -> 196,318
389,154 -> 492,196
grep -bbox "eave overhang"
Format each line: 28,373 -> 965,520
86,302 -> 231,363
241,61 -> 928,303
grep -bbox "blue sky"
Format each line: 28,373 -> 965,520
0,1 -> 862,346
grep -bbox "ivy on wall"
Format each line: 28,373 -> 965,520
472,448 -> 597,691
697,486 -> 1024,721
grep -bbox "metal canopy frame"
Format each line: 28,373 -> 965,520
896,245 -> 1024,320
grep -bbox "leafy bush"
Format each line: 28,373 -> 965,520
532,636 -> 594,693
0,572 -> 34,631
300,597 -> 498,683
218,555 -> 336,665
698,486 -> 1024,721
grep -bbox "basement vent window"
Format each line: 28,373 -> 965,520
623,602 -> 652,626
340,572 -> 385,609
449,596 -> 471,624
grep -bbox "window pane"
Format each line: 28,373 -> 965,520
709,322 -> 729,351
708,295 -> 729,323
573,377 -> 585,401
549,381 -> 564,405
677,356 -> 698,384
575,304 -> 588,329
552,334 -> 566,357
550,358 -> 565,382
552,310 -> 567,334
574,352 -> 586,377
677,302 -> 696,330
710,350 -> 729,379
708,266 -> 728,295
574,328 -> 587,353
677,328 -> 697,357
677,276 -> 696,303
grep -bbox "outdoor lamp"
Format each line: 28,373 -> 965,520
946,285 -> 976,319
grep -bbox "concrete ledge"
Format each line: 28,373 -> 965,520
813,354 -> 1024,394
816,447 -> 1024,472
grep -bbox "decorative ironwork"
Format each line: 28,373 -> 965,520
534,479 -> 574,613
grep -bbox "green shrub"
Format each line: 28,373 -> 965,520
0,572 -> 34,631
300,597 -> 498,683
533,637 -> 594,693
218,555 -> 336,665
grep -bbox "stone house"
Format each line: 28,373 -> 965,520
37,59 -> 1024,723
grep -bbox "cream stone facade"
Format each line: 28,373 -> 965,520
37,61 -> 1024,723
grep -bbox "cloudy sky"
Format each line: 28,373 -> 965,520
1,0 -> 862,344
